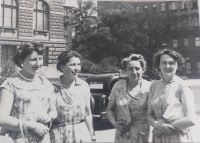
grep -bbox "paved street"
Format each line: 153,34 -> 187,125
94,79 -> 200,142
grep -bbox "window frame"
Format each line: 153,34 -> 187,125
1,0 -> 18,28
185,57 -> 191,74
33,0 -> 49,31
169,2 -> 177,11
161,3 -> 165,12
184,38 -> 189,47
195,37 -> 200,47
173,39 -> 178,48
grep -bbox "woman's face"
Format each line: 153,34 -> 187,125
159,54 -> 178,80
126,60 -> 143,82
61,57 -> 81,79
21,51 -> 43,75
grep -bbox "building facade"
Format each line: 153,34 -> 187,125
0,0 -> 70,77
98,0 -> 200,78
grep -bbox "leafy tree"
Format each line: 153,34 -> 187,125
69,1 -> 182,76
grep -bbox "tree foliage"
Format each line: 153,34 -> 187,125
69,0 -> 182,76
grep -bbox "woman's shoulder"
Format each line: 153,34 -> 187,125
174,76 -> 191,88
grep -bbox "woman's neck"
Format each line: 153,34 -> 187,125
20,70 -> 35,80
61,75 -> 75,88
163,75 -> 175,82
128,78 -> 141,88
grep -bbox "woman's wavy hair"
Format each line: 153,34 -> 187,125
12,42 -> 44,68
153,49 -> 183,73
56,50 -> 82,72
121,54 -> 146,72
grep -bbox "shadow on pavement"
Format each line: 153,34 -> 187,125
94,118 -> 114,131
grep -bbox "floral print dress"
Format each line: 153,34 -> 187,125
149,76 -> 193,142
50,76 -> 91,143
0,74 -> 54,143
108,79 -> 151,142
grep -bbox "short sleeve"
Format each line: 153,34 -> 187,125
0,79 -> 15,93
108,82 -> 118,101
84,82 -> 91,104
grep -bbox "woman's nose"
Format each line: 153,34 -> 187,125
166,63 -> 170,68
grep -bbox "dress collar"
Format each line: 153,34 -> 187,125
53,75 -> 82,87
161,75 -> 178,83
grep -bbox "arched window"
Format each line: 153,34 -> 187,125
33,0 -> 49,30
185,57 -> 191,74
1,0 -> 17,27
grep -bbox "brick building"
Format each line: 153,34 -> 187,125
98,0 -> 200,78
0,0 -> 70,77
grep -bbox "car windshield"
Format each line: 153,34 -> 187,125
89,82 -> 103,89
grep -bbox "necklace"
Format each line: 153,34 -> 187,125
18,72 -> 35,81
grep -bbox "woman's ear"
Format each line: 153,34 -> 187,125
60,64 -> 64,72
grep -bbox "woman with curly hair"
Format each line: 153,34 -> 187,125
147,49 -> 197,142
0,43 -> 57,143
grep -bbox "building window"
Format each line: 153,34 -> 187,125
185,57 -> 191,74
193,19 -> 199,27
169,2 -> 177,11
136,6 -> 139,13
152,4 -> 156,12
195,37 -> 200,46
197,57 -> 200,74
184,38 -> 189,47
192,1 -> 198,9
144,5 -> 148,12
161,3 -> 165,12
33,0 -> 49,31
180,1 -> 187,9
1,0 -> 17,28
182,21 -> 188,27
173,39 -> 178,48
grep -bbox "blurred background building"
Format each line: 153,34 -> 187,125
98,0 -> 200,78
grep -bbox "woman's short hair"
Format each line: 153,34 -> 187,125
56,50 -> 82,72
12,43 -> 44,68
153,49 -> 183,71
121,54 -> 146,71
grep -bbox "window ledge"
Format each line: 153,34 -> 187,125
0,26 -> 18,30
34,29 -> 49,33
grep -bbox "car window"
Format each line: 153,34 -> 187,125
89,82 -> 104,89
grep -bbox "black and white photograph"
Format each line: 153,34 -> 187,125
0,0 -> 200,142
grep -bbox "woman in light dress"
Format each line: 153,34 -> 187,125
106,54 -> 151,142
50,51 -> 96,143
147,49 -> 197,142
0,43 -> 57,143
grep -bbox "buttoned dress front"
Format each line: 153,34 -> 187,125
108,79 -> 151,142
50,77 -> 91,143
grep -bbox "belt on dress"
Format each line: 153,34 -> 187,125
54,119 -> 85,127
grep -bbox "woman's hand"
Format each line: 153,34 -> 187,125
113,120 -> 129,133
155,121 -> 176,135
33,122 -> 49,137
37,114 -> 51,124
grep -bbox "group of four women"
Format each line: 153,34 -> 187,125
0,42 -> 198,143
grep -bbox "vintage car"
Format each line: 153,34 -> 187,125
86,71 -> 128,122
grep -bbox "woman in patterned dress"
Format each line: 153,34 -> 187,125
106,54 -> 152,142
50,51 -> 96,143
147,49 -> 197,142
0,43 -> 57,143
